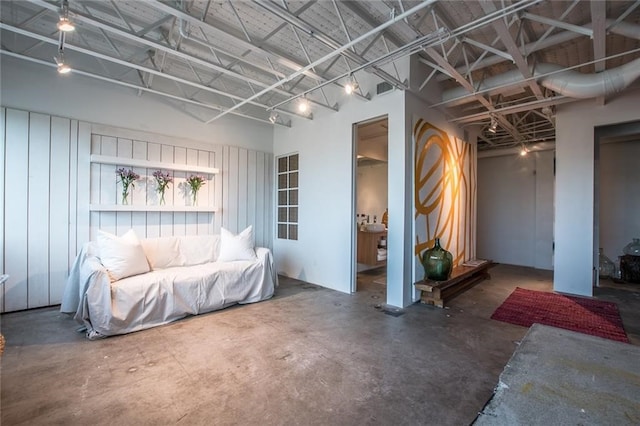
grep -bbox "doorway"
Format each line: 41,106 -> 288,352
594,120 -> 640,288
352,116 -> 389,295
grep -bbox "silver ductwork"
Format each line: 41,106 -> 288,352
537,58 -> 640,99
439,19 -> 640,83
442,57 -> 640,105
441,19 -> 640,105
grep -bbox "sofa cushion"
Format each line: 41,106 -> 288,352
218,226 -> 257,262
180,235 -> 220,266
97,229 -> 150,282
141,237 -> 184,270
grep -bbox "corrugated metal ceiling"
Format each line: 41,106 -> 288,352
1,0 -> 639,150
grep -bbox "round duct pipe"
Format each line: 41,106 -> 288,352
442,57 -> 640,105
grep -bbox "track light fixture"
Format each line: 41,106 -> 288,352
57,0 -> 75,32
344,75 -> 359,95
520,147 -> 528,156
269,111 -> 279,124
488,116 -> 498,134
55,50 -> 71,74
54,0 -> 73,74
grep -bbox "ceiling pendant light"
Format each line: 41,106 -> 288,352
269,111 -> 279,124
57,0 -> 75,32
488,116 -> 498,134
344,75 -> 359,95
55,50 -> 71,74
297,97 -> 310,113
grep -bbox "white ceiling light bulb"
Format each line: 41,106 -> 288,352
520,147 -> 528,156
57,17 -> 75,32
57,0 -> 75,32
344,75 -> 358,95
297,98 -> 309,113
55,51 -> 71,74
269,111 -> 278,124
57,62 -> 72,74
345,83 -> 354,95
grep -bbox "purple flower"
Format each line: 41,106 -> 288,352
116,168 -> 139,187
152,170 -> 174,190
186,175 -> 206,192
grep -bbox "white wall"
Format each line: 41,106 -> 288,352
555,90 -> 640,296
0,56 -> 273,152
356,162 -> 388,223
477,150 -> 554,270
1,55 -> 275,313
273,88 -> 408,305
0,109 -> 273,313
1,108 -> 89,312
599,140 -> 640,261
407,55 -> 477,291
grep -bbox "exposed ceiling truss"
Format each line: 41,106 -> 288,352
1,0 -> 639,150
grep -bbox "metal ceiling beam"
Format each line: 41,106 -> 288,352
479,1 -> 545,100
439,28 -> 582,81
526,0 -> 581,58
26,0 -> 339,112
449,96 -> 574,124
267,26 -> 451,111
462,37 -> 513,62
0,49 -> 290,127
0,22 -> 307,121
432,44 -> 640,109
206,0 -> 438,123
522,12 -> 593,37
608,0 -> 640,29
142,0 -> 366,102
341,1 -> 409,49
405,0 -> 546,142
591,1 -> 607,74
423,45 -> 526,141
135,15 -> 174,37
440,15 -> 640,81
252,0 -> 408,89
26,1 -> 267,85
591,0 -> 607,105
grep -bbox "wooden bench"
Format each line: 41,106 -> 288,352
414,260 -> 492,308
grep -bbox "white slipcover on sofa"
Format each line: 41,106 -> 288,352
61,227 -> 277,339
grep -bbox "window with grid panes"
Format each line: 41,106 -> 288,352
276,153 -> 298,240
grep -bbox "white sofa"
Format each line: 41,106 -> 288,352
61,228 -> 277,339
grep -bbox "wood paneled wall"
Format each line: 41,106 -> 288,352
1,108 -> 273,313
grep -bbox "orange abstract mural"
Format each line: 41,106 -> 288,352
414,118 -> 476,267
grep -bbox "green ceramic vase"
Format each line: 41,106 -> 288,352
421,238 -> 453,281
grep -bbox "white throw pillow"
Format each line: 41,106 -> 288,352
140,237 -> 184,270
218,226 -> 257,262
180,235 -> 219,266
97,229 -> 150,282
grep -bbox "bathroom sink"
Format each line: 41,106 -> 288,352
364,223 -> 385,232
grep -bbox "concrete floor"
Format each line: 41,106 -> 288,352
474,324 -> 640,425
1,264 -> 639,425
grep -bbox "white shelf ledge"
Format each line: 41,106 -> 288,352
90,155 -> 219,175
90,205 -> 218,212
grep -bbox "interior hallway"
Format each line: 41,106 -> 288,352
1,264 -> 639,425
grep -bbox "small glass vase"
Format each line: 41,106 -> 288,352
421,238 -> 453,281
158,189 -> 166,205
191,190 -> 198,206
121,188 -> 130,205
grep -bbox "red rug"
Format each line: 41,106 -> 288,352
491,287 -> 629,343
